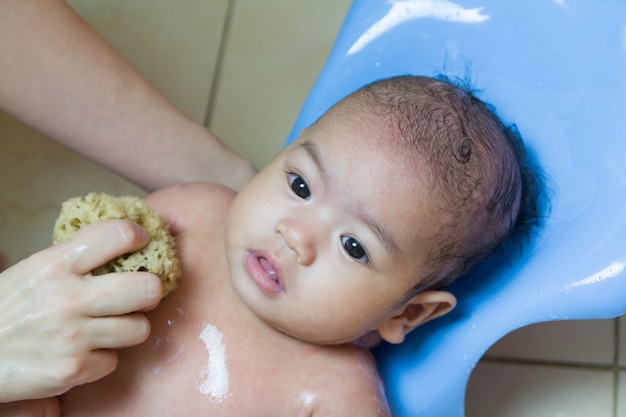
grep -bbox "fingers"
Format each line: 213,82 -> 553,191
56,349 -> 119,390
82,314 -> 152,349
83,271 -> 162,316
80,350 -> 120,385
58,219 -> 150,275
52,219 -> 163,315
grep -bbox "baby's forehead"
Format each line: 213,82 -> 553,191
301,112 -> 433,193
317,105 -> 422,156
306,131 -> 436,219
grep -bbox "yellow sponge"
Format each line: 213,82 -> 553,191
53,192 -> 180,297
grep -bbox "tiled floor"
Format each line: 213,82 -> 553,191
0,1 -> 622,415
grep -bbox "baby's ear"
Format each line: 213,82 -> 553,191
377,290 -> 457,344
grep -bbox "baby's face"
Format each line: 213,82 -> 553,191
224,113 -> 438,345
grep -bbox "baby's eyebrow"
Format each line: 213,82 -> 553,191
297,140 -> 325,177
361,209 -> 398,256
297,140 -> 398,257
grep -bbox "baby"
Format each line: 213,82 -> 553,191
13,75 -> 540,416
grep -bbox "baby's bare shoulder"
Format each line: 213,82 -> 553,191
306,346 -> 390,417
145,182 -> 236,235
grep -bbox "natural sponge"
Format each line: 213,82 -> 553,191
53,192 -> 180,297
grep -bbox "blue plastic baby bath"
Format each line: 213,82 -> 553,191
285,1 -> 626,416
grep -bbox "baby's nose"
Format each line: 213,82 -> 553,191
275,217 -> 317,266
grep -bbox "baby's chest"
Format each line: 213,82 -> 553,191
122,313 -> 328,416
148,345 -> 322,416
193,338 -> 323,416
62,343 -> 321,417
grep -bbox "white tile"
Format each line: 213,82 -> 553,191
211,0 -> 352,168
466,361 -> 614,417
485,319 -> 615,366
68,0 -> 229,123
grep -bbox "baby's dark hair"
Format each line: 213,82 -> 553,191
334,75 -> 542,297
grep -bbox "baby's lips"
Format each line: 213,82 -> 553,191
259,255 -> 284,291
245,252 -> 285,295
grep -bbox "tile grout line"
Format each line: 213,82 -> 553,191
482,318 -> 624,416
204,0 -> 236,128
482,355 -> 624,372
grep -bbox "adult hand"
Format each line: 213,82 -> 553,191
0,220 -> 162,402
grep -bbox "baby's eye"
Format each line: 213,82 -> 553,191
341,236 -> 369,263
288,173 -> 311,200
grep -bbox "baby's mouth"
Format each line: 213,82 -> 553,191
245,252 -> 284,296
259,257 -> 279,280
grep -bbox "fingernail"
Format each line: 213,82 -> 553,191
136,224 -> 150,240
148,275 -> 163,300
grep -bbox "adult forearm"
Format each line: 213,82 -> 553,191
0,0 -> 257,191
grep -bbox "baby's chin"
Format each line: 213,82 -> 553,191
269,320 -> 367,347
353,331 -> 383,348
